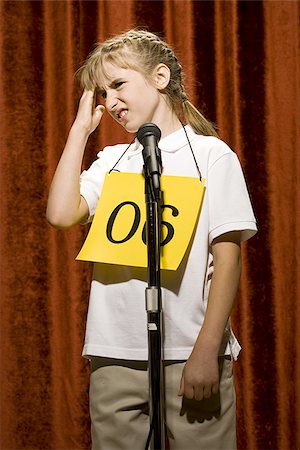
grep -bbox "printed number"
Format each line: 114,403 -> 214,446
106,202 -> 178,246
141,204 -> 179,246
162,204 -> 179,246
106,201 -> 140,244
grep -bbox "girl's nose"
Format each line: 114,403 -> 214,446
105,91 -> 118,112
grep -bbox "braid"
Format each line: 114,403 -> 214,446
77,29 -> 217,137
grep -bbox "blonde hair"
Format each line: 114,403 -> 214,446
77,29 -> 218,137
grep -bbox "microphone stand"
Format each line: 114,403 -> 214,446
143,156 -> 166,450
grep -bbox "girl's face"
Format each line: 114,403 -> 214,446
98,61 -> 172,134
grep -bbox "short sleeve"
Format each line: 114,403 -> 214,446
207,151 -> 257,244
80,155 -> 109,221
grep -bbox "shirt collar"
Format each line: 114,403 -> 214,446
127,124 -> 197,159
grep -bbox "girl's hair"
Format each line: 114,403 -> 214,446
77,29 -> 218,137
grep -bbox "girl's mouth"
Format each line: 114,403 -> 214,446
117,110 -> 128,122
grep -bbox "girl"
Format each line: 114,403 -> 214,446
47,29 -> 257,450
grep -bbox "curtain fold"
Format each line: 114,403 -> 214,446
0,1 -> 299,449
263,2 -> 300,448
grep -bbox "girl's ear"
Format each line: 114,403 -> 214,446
152,64 -> 170,90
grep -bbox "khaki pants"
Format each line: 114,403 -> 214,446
89,358 -> 236,450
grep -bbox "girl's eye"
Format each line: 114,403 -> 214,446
115,81 -> 124,89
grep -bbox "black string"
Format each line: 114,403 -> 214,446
180,121 -> 202,181
108,135 -> 137,174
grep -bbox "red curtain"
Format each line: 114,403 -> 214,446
0,1 -> 299,449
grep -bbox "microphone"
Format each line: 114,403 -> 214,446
137,123 -> 162,199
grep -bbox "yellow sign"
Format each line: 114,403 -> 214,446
77,172 -> 205,270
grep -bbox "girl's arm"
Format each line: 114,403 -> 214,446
178,231 -> 242,400
46,90 -> 104,229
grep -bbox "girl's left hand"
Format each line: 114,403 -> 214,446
178,352 -> 219,401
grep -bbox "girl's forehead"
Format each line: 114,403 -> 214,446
97,61 -> 142,87
96,47 -> 142,84
101,61 -> 128,78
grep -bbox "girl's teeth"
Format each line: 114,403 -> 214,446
119,110 -> 127,118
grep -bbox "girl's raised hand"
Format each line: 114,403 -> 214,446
73,89 -> 105,135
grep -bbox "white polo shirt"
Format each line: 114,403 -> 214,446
80,125 -> 257,361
